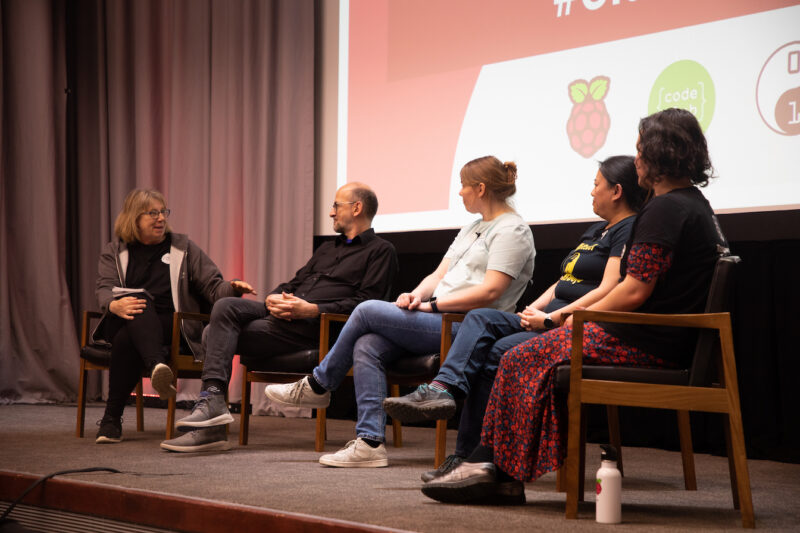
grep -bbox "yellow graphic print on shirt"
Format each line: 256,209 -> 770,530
560,252 -> 582,284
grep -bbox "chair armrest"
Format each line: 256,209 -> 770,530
170,311 -> 211,357
319,313 -> 350,361
569,309 -> 730,380
573,309 -> 730,330
440,313 -> 466,363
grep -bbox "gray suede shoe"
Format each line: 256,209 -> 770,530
175,391 -> 234,430
421,462 -> 525,505
421,454 -> 464,482
383,384 -> 456,423
160,426 -> 230,453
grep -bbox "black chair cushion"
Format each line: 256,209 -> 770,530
80,344 -> 112,366
555,364 -> 690,392
241,349 -> 320,374
386,352 -> 440,380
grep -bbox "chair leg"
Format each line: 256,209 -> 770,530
390,384 -> 402,448
135,380 -> 144,432
76,363 -> 88,438
434,419 -> 447,467
315,407 -> 327,452
166,396 -> 176,440
724,412 -> 755,528
606,405 -> 623,476
677,409 -> 696,490
579,405 -> 587,502
565,403 -> 585,519
240,374 -> 251,445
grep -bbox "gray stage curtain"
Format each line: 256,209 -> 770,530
1,0 -> 74,403
1,0 -> 315,404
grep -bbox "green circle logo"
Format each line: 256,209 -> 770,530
648,60 -> 715,131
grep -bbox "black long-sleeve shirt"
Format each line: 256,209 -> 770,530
270,228 -> 398,315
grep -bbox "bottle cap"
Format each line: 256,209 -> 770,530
600,444 -> 618,462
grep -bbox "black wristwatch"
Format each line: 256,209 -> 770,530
543,313 -> 555,329
430,298 -> 440,313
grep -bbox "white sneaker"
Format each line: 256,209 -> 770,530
264,376 -> 330,408
150,363 -> 176,400
319,438 -> 389,468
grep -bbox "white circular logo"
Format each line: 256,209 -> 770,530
161,253 -> 171,264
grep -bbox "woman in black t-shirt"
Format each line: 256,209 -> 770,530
422,108 -> 728,504
92,189 -> 254,444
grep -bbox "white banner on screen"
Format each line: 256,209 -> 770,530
367,6 -> 800,233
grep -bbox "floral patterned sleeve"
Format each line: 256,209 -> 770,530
626,243 -> 673,283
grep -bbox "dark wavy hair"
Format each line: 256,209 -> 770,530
598,155 -> 646,211
637,108 -> 715,187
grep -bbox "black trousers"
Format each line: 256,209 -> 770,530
102,299 -> 173,419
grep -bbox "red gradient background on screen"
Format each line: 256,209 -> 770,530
346,0 -> 797,215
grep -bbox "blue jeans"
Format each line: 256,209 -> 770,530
441,312 -> 538,457
434,308 -> 537,397
313,300 -> 460,442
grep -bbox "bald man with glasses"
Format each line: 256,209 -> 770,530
161,183 -> 397,452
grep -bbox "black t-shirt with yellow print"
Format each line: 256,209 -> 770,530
544,216 -> 635,313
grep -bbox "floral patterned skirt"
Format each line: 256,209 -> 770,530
480,321 -> 672,482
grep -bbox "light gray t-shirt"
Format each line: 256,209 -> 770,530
433,212 -> 535,313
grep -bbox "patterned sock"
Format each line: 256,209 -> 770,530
202,379 -> 226,395
307,375 -> 327,395
429,380 -> 451,394
361,438 -> 381,448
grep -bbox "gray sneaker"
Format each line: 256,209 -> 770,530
421,454 -> 465,482
264,376 -> 330,408
160,426 -> 230,453
382,384 -> 456,423
319,438 -> 388,468
175,391 -> 234,430
150,363 -> 176,400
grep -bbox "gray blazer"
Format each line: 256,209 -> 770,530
93,232 -> 238,358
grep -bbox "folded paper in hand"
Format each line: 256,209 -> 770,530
112,287 -> 153,300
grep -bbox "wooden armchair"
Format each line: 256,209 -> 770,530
561,256 -> 754,528
75,310 -> 211,440
239,312 -> 463,466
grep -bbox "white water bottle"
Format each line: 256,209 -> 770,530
595,444 -> 621,524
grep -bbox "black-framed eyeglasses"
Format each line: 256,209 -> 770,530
331,201 -> 357,210
142,208 -> 171,219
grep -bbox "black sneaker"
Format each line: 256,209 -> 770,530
422,454 -> 465,482
382,384 -> 456,423
95,415 -> 122,444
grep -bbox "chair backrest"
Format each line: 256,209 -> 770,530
687,255 -> 741,386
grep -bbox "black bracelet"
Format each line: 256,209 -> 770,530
430,299 -> 439,313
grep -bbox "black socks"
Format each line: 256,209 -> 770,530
361,438 -> 381,448
307,375 -> 327,395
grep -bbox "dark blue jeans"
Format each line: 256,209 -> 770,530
431,308 -> 539,457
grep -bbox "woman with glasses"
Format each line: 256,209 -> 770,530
92,189 -> 253,444
265,155 -> 535,468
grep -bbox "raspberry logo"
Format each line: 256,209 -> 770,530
596,478 -> 602,495
566,76 -> 611,158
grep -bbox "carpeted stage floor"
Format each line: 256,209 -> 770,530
1,404 -> 798,532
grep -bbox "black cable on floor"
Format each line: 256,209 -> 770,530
0,467 -> 121,522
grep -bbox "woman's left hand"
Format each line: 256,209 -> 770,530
417,301 -> 433,313
231,280 -> 256,295
517,307 -> 546,331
